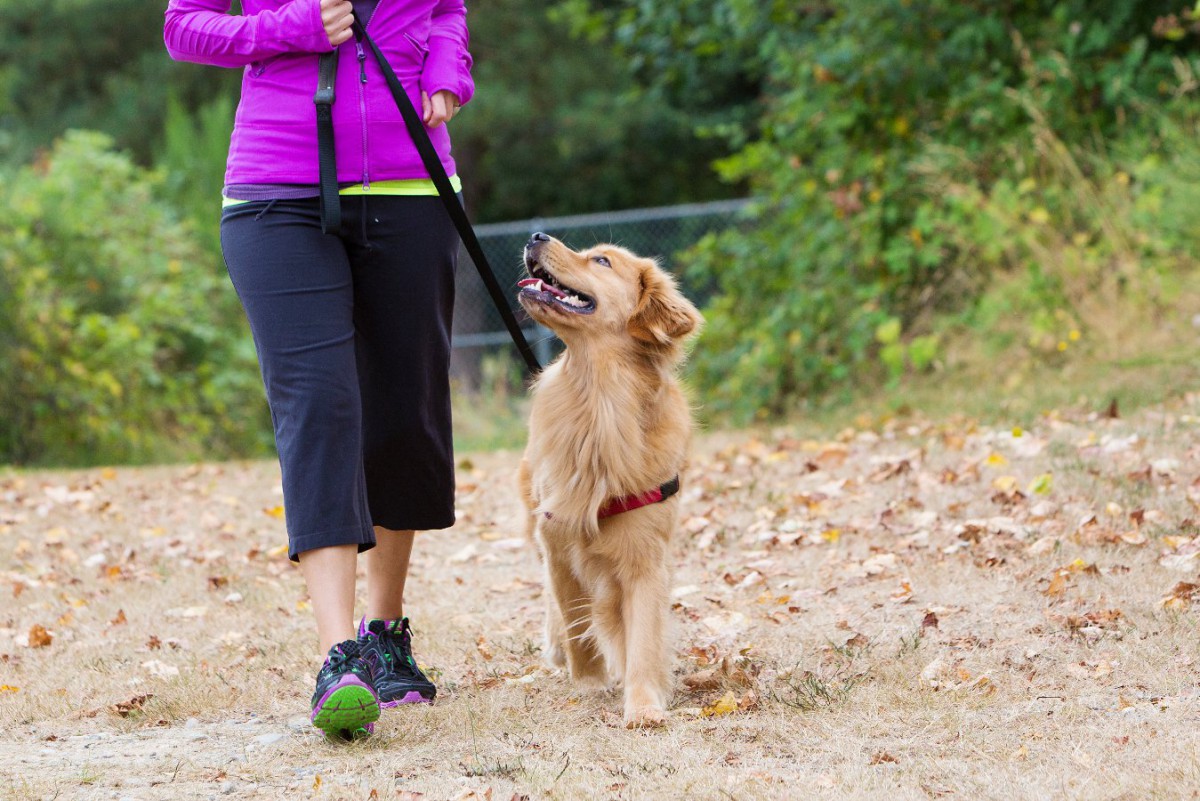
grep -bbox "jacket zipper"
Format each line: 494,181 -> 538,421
356,38 -> 369,190
355,3 -> 382,191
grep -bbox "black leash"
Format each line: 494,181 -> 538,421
314,49 -> 341,235
315,24 -> 542,375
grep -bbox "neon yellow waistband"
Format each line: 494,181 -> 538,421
221,175 -> 461,207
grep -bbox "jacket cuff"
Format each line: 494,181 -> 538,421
422,34 -> 474,105
300,0 -> 335,52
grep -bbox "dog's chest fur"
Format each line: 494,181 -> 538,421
525,352 -> 690,535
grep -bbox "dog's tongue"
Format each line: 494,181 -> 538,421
518,277 -> 566,299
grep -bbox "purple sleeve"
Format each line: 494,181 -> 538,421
421,0 -> 475,105
164,0 -> 333,68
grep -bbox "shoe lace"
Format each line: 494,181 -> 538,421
378,619 -> 416,670
326,640 -> 362,672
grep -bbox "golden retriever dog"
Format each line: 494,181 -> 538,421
516,232 -> 703,728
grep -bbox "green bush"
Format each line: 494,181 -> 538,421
0,131 -> 269,465
673,0 -> 1200,421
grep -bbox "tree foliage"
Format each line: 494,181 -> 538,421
450,0 -> 738,220
0,132 -> 269,465
0,0 -> 240,164
613,0 -> 1200,420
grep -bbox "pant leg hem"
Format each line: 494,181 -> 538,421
371,513 -> 456,533
289,525 -> 376,562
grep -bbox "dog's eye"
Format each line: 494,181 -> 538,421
593,255 -> 611,268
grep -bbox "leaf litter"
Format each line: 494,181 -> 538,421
4,400 -> 1200,796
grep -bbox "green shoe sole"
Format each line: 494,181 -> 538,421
311,683 -> 380,738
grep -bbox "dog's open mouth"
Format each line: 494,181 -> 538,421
517,262 -> 596,314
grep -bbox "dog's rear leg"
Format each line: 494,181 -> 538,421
541,535 -> 607,688
621,567 -> 671,728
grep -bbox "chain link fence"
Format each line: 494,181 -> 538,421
450,198 -> 751,384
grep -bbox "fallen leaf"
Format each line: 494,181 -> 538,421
1027,473 -> 1053,495
110,693 -> 153,717
701,690 -> 739,717
263,506 -> 285,519
1028,536 -> 1058,555
1160,582 -> 1200,609
920,658 -> 946,689
992,475 -> 1019,493
110,609 -> 127,626
452,789 -> 493,801
476,635 -> 494,661
867,460 -> 911,483
28,625 -> 52,648
816,443 -> 849,467
871,751 -> 899,765
1118,530 -> 1147,546
1042,571 -> 1069,598
682,657 -> 755,692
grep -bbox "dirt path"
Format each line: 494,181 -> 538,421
3,399 -> 1200,799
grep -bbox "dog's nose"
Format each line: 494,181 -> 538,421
528,232 -> 551,247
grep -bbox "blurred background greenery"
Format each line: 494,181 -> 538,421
2,0 -> 1199,466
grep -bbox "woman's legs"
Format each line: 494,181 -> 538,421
366,528 -> 415,621
299,544 -> 359,655
222,196 -> 454,665
222,199 -> 383,736
343,196 -> 456,706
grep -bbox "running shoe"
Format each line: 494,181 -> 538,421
357,617 -> 437,707
310,638 -> 380,739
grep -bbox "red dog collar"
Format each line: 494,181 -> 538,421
543,475 -> 682,522
598,475 -> 681,520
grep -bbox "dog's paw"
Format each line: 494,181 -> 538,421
623,706 -> 667,729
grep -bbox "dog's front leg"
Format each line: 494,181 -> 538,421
621,564 -> 671,728
539,529 -> 608,688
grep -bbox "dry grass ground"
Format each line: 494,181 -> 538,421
4,394 -> 1200,800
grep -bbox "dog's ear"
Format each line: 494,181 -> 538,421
628,261 -> 703,347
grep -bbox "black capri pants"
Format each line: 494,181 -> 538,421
220,195 -> 457,561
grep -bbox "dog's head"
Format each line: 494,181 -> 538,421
517,233 -> 702,354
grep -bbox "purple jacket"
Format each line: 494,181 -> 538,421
163,0 -> 474,186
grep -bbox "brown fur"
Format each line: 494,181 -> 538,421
517,236 -> 703,728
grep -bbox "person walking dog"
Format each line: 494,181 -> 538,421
164,0 -> 474,739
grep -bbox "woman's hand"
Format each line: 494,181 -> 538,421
422,90 -> 461,128
321,0 -> 355,48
